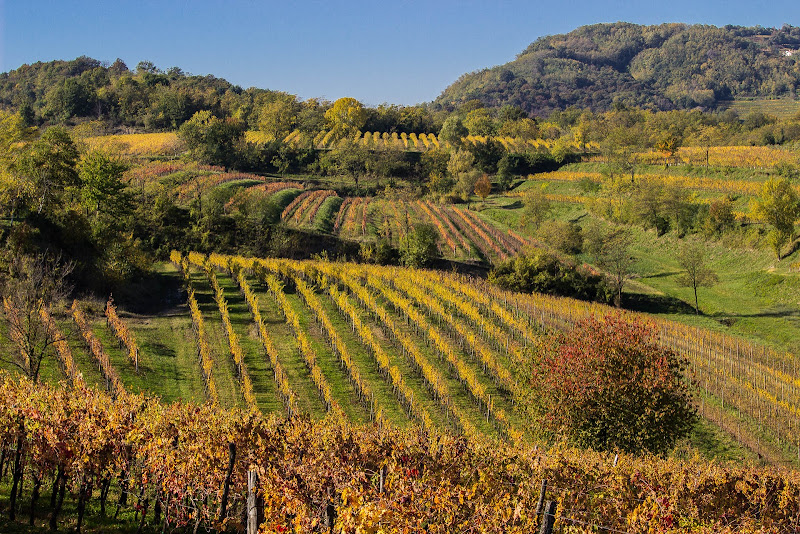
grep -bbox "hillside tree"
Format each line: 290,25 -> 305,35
676,241 -> 718,314
752,178 -> 800,259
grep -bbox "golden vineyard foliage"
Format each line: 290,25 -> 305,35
527,170 -> 800,198
196,253 -> 798,455
1,374 -> 798,533
105,297 -> 140,371
70,300 -> 124,394
172,251 -> 219,404
38,304 -> 84,387
204,260 -> 257,410
85,132 -> 185,157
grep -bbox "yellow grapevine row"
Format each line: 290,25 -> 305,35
389,268 -> 526,371
527,170 -> 799,198
412,270 -> 528,363
226,258 -> 299,415
258,267 -> 342,417
283,268 -> 387,426
365,275 -> 515,439
287,258 -> 439,431
105,298 -> 140,372
70,300 -> 124,395
204,263 -> 258,411
280,258 -> 437,432
378,270 -> 521,441
38,305 -> 84,387
311,261 -> 477,437
172,251 -> 220,405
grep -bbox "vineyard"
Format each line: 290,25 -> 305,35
2,250 -> 800,532
2,374 -> 800,533
3,254 -> 798,459
327,197 -> 531,262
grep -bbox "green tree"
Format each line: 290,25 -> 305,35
399,224 -> 438,267
78,150 -> 132,219
258,93 -> 299,140
489,249 -> 609,302
521,188 -> 552,230
438,115 -> 468,147
322,140 -> 370,194
601,126 -> 642,182
19,126 -> 80,215
178,111 -> 246,170
586,224 -> 635,307
0,111 -> 37,224
676,242 -> 718,314
752,178 -> 800,259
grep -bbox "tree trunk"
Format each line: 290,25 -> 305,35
9,435 -> 23,521
694,284 -> 700,314
49,468 -> 66,531
29,474 -> 41,525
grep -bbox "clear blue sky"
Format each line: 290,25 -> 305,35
1,0 -> 798,106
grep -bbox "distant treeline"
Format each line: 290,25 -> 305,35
435,22 -> 800,115
0,56 -> 441,134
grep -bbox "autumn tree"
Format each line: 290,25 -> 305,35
473,174 -> 491,204
257,93 -> 299,140
676,241 -> 718,314
324,97 -> 367,141
527,315 -> 697,454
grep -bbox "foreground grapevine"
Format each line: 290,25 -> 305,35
0,374 -> 798,533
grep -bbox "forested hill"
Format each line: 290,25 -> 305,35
434,22 -> 800,116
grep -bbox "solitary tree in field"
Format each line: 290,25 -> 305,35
474,174 -> 491,205
676,242 -> 718,314
529,315 -> 697,454
585,225 -> 635,307
520,188 -> 552,230
752,178 -> 800,259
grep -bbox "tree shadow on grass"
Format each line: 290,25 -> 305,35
623,292 -> 698,315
